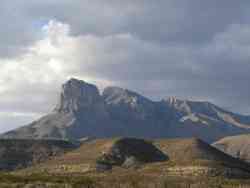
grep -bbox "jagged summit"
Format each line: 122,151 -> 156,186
164,96 -> 214,112
55,78 -> 101,113
2,78 -> 250,142
103,86 -> 152,106
164,97 -> 250,130
165,96 -> 182,105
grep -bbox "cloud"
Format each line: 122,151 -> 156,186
0,1 -> 250,132
2,0 -> 250,59
0,20 -> 118,130
0,112 -> 42,133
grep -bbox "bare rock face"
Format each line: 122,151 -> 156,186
55,78 -> 102,113
2,78 -> 250,142
163,98 -> 250,142
103,87 -> 152,107
1,78 -> 108,140
103,86 -> 157,122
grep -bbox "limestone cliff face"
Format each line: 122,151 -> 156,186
1,78 -> 250,142
0,79 -> 108,140
55,78 -> 102,113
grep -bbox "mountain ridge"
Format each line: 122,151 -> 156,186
1,78 -> 250,142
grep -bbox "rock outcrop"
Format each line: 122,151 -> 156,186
96,138 -> 168,171
55,78 -> 102,113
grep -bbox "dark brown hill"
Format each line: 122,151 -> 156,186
0,139 -> 78,170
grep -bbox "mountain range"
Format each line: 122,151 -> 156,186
1,78 -> 250,143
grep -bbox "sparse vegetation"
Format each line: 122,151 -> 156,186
1,138 -> 250,187
0,139 -> 78,171
1,172 -> 250,188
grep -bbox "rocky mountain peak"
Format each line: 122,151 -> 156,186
164,97 -> 218,115
55,78 -> 101,113
164,97 -> 192,114
103,86 -> 152,106
103,87 -> 135,104
166,96 -> 178,104
165,96 -> 184,106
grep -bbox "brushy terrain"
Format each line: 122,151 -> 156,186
0,139 -> 79,171
3,138 -> 250,187
19,138 -> 250,178
2,172 -> 250,188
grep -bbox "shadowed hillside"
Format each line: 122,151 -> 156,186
96,138 -> 168,170
0,139 -> 78,170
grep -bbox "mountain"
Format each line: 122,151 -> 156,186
163,98 -> 250,142
213,134 -> 250,163
1,79 -> 110,139
21,137 -> 250,178
1,78 -> 250,142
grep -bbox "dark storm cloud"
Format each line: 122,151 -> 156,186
0,0 -> 250,132
0,1 -> 39,57
2,0 -> 250,57
22,0 -> 250,43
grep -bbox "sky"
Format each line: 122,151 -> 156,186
0,0 -> 250,133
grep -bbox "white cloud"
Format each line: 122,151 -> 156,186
0,19 -> 119,131
0,112 -> 42,133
